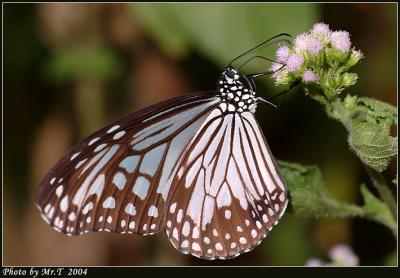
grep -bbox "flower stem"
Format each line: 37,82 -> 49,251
365,166 -> 397,219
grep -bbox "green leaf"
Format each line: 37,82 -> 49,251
359,184 -> 396,232
278,160 -> 396,235
330,95 -> 397,172
278,161 -> 363,217
133,3 -> 318,68
43,45 -> 122,84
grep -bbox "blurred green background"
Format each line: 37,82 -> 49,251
3,3 -> 397,266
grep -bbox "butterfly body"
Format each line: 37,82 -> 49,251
36,64 -> 288,260
217,66 -> 258,114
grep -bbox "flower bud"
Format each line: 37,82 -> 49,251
341,72 -> 358,87
344,49 -> 364,69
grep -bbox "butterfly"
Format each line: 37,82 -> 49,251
36,34 -> 292,260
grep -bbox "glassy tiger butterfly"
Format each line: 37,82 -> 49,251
36,34 -> 292,260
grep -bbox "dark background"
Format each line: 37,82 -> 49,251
3,3 -> 397,266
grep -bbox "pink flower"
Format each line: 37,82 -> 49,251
270,62 -> 285,84
294,32 -> 309,51
294,33 -> 323,55
275,45 -> 290,62
302,70 -> 319,83
311,23 -> 331,36
330,31 -> 351,52
306,37 -> 323,55
270,62 -> 284,73
286,54 -> 304,72
305,258 -> 324,267
329,244 -> 359,266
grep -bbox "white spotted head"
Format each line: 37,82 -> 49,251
217,66 -> 258,113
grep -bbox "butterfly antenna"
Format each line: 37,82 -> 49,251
238,55 -> 276,70
258,81 -> 300,109
227,33 -> 292,67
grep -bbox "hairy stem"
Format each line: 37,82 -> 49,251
365,166 -> 397,219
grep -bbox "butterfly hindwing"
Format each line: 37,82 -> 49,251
165,107 -> 288,259
36,92 -> 221,236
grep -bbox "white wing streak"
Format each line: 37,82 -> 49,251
36,94 -> 220,236
166,110 -> 287,259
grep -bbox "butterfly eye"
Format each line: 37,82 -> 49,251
225,68 -> 235,79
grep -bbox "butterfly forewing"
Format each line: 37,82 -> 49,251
165,107 -> 288,260
36,92 -> 221,236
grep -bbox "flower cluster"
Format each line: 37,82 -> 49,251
305,244 -> 360,267
270,23 -> 363,100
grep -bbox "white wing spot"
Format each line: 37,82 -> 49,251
112,172 -> 126,190
121,220 -> 126,228
176,209 -> 183,223
279,193 -> 285,202
94,143 -> 107,152
173,228 -> 179,240
107,216 -> 113,223
55,185 -> 64,198
75,158 -> 88,169
88,137 -> 100,146
192,227 -> 200,239
60,196 -> 69,212
225,233 -> 231,240
50,177 -> 56,185
169,203 -> 177,214
213,228 -> 219,237
86,217 -> 91,223
125,203 -> 136,216
98,216 -> 103,222
113,130 -> 126,140
245,219 -> 250,226
239,237 -> 247,244
231,242 -> 237,249
256,221 -> 262,229
82,202 -> 93,215
204,237 -> 210,244
207,249 -> 212,254
215,243 -> 223,251
107,125 -> 120,134
167,220 -> 172,228
103,197 -> 116,209
262,214 -> 268,223
129,221 -> 135,229
237,226 -> 243,232
132,176 -> 150,200
148,205 -> 159,217
44,204 -> 51,213
151,224 -> 156,230
182,221 -> 190,237
257,205 -> 262,211
275,204 -> 280,211
181,240 -> 189,248
48,207 -> 55,218
119,155 -> 139,173
70,152 -> 80,160
192,242 -> 201,252
251,229 -> 257,238
143,224 -> 147,231
224,210 -> 231,219
68,212 -> 76,221
268,208 -> 274,216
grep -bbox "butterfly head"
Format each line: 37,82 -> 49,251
217,66 -> 258,113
